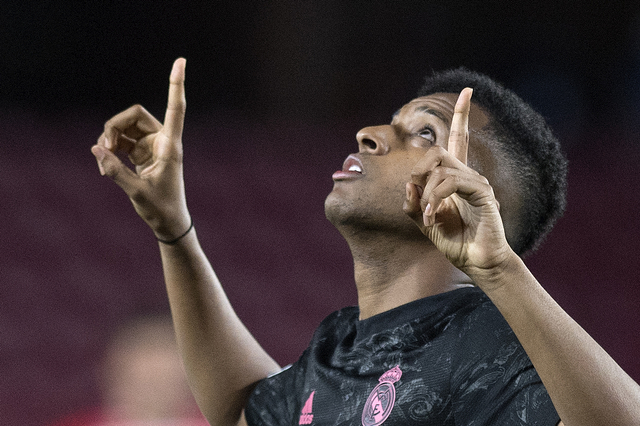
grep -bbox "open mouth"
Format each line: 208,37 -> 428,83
332,154 -> 364,180
343,155 -> 363,173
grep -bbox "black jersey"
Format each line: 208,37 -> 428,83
246,287 -> 560,425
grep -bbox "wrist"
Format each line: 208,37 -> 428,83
156,217 -> 194,245
464,248 -> 524,294
149,209 -> 192,243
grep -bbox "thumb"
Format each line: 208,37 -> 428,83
403,182 -> 428,229
91,145 -> 140,195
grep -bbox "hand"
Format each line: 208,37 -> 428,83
403,88 -> 512,278
91,58 -> 191,241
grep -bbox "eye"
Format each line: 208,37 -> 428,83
418,126 -> 435,144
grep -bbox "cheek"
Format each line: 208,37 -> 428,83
388,151 -> 424,178
374,164 -> 413,195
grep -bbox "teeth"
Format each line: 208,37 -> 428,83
349,165 -> 362,173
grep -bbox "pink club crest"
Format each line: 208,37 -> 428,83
361,366 -> 402,426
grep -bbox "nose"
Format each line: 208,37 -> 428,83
356,125 -> 392,155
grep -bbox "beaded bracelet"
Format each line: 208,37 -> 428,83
157,218 -> 194,245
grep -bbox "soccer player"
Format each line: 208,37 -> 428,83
91,58 -> 640,425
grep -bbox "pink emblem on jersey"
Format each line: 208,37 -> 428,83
299,390 -> 315,425
361,365 -> 402,426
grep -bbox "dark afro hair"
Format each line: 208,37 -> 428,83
418,67 -> 568,256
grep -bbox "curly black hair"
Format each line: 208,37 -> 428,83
418,68 -> 568,256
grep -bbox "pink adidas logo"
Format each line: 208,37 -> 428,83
299,390 -> 315,425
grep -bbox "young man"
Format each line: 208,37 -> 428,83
91,59 -> 640,425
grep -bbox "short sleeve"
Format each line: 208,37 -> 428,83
245,361 -> 308,426
450,300 -> 560,425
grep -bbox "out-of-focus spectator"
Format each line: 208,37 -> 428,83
48,316 -> 207,426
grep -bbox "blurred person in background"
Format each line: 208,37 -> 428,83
48,315 -> 207,426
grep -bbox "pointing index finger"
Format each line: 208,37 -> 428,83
163,58 -> 187,140
447,87 -> 473,165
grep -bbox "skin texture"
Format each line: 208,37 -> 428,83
325,89 -> 505,318
92,59 -> 640,426
93,59 -> 280,426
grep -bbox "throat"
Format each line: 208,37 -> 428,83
350,238 -> 473,319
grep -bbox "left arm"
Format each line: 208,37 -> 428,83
479,250 -> 638,426
404,88 -> 640,426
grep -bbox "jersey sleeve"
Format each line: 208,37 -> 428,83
450,299 -> 561,426
244,353 -> 315,426
244,364 -> 297,426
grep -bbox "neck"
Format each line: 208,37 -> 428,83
345,230 -> 473,319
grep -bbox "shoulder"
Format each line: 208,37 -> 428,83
244,306 -> 359,425
451,290 -> 527,371
315,305 -> 359,331
454,288 -> 515,339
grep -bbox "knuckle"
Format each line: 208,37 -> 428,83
430,145 -> 447,155
168,99 -> 187,113
431,187 -> 449,202
102,161 -> 118,178
430,167 -> 445,179
449,130 -> 468,139
478,175 -> 491,187
410,169 -> 425,180
129,186 -> 146,204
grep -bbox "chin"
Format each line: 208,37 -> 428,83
324,197 -> 421,240
324,191 -> 348,226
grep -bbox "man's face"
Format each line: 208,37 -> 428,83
325,92 -> 490,237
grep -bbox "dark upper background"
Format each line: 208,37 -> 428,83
2,1 -> 640,425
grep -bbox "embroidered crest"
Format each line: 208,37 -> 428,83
361,365 -> 402,426
299,390 -> 315,425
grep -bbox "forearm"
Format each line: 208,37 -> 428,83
159,228 -> 280,425
472,253 -> 640,426
92,58 -> 268,425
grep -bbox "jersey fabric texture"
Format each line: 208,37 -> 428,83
245,287 -> 560,425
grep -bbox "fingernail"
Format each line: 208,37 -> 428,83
91,146 -> 106,175
105,137 -> 112,150
423,204 -> 432,226
405,184 -> 411,200
92,146 -> 105,161
422,204 -> 431,226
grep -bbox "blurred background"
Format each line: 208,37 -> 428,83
1,1 -> 640,424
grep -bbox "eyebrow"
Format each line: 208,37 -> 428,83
416,106 -> 450,127
391,106 -> 451,127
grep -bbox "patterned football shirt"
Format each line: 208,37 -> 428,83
246,287 -> 560,425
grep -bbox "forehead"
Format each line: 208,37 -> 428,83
393,92 -> 489,130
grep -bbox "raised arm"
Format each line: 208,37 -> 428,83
91,58 -> 279,425
404,89 -> 640,425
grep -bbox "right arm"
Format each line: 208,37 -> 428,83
91,58 -> 279,425
158,227 -> 279,425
